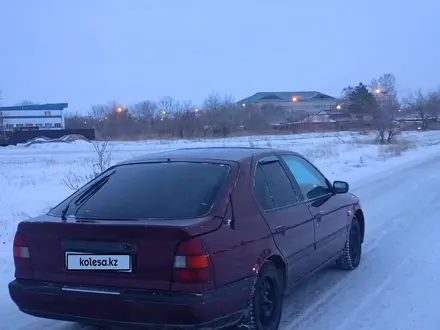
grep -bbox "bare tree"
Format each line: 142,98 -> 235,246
173,100 -> 197,138
371,74 -> 401,143
200,92 -> 238,136
90,101 -> 119,121
157,96 -> 179,117
426,89 -> 440,124
203,92 -> 222,111
403,90 -> 433,130
203,92 -> 235,111
371,73 -> 399,114
373,117 -> 401,143
63,141 -> 113,190
371,73 -> 397,95
91,141 -> 112,175
222,94 -> 235,107
130,101 -> 157,121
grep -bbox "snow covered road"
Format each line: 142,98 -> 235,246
2,133 -> 440,329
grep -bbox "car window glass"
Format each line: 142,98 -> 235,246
280,155 -> 330,200
50,162 -> 230,220
258,161 -> 298,209
254,165 -> 275,211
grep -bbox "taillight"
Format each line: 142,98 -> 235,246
13,232 -> 30,259
173,239 -> 211,283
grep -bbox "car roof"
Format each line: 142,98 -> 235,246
122,147 -> 297,163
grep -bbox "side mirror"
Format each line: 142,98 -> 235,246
333,181 -> 349,194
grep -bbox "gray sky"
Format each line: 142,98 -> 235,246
1,0 -> 438,113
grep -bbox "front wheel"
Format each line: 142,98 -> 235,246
239,261 -> 284,330
336,216 -> 362,270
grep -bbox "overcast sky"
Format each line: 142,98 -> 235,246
1,0 -> 438,113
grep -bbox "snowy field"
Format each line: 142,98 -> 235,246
1,130 -> 440,329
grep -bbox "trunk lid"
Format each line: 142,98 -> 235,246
17,214 -> 222,290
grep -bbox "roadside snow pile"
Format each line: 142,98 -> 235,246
24,138 -> 69,147
59,134 -> 91,143
23,134 -> 90,147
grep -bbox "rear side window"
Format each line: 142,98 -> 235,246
51,162 -> 230,220
254,166 -> 274,211
255,161 -> 298,210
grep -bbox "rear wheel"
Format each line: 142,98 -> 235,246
239,261 -> 283,330
336,216 -> 362,270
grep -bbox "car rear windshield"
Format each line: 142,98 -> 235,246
50,162 -> 231,220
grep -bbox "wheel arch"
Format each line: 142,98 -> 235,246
267,254 -> 287,290
354,209 -> 365,243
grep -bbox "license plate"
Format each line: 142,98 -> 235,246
65,252 -> 132,272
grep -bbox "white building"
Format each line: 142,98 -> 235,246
0,103 -> 68,131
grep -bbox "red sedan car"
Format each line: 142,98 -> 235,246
9,147 -> 365,330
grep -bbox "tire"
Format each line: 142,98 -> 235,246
239,261 -> 284,330
336,216 -> 362,270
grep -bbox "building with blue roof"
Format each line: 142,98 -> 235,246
0,103 -> 68,131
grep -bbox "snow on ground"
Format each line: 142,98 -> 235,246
1,130 -> 440,329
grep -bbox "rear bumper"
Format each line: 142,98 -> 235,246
9,278 -> 254,329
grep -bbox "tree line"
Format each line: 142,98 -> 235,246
340,74 -> 440,142
2,73 -> 440,142
66,93 -> 280,140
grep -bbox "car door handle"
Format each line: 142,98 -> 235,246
313,212 -> 323,221
275,225 -> 286,235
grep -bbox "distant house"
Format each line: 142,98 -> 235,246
237,91 -> 340,114
299,109 -> 353,123
0,103 -> 68,131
